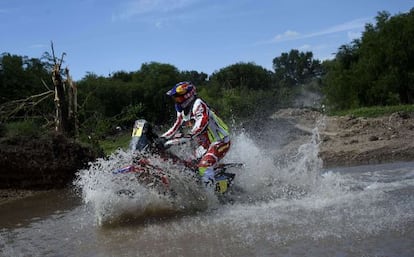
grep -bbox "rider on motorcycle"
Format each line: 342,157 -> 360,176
161,81 -> 231,187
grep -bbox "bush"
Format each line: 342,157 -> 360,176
3,119 -> 45,138
0,123 -> 5,137
329,104 -> 414,117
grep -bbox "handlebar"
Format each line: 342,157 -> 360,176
164,136 -> 191,147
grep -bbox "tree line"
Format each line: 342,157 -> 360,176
1,9 -> 413,140
322,9 -> 414,109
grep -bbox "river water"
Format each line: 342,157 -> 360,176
1,127 -> 413,257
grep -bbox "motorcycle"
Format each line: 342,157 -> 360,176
113,119 -> 243,202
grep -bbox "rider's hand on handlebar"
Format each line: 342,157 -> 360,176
155,137 -> 167,150
164,134 -> 192,148
182,134 -> 193,140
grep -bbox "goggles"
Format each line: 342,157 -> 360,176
173,94 -> 186,104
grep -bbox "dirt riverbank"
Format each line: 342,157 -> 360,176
0,133 -> 100,204
272,108 -> 414,168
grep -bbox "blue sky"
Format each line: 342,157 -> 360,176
1,0 -> 413,80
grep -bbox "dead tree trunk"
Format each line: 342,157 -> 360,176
51,42 -> 77,137
65,67 -> 78,137
53,63 -> 70,134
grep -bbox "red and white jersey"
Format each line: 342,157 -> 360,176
162,98 -> 230,149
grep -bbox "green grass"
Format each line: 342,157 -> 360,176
99,132 -> 131,155
2,120 -> 44,138
329,104 -> 414,118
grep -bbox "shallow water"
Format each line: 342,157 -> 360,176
1,130 -> 413,257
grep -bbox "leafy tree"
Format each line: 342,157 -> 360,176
322,59 -> 360,110
0,53 -> 50,104
179,70 -> 208,86
210,62 -> 273,90
273,49 -> 322,88
323,9 -> 414,110
0,53 -> 54,125
203,62 -> 276,119
131,62 -> 181,124
111,71 -> 133,82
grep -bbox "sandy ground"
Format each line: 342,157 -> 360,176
272,108 -> 414,168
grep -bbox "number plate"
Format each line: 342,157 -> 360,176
215,179 -> 228,193
132,120 -> 145,137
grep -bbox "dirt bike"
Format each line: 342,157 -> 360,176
113,119 -> 243,201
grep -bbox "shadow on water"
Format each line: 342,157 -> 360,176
0,189 -> 80,229
97,206 -> 207,228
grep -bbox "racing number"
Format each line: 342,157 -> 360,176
215,180 -> 228,193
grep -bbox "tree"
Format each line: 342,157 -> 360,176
202,62 -> 276,119
111,71 -> 133,82
179,70 -> 208,86
0,53 -> 50,104
132,62 -> 181,123
0,53 -> 54,123
273,50 -> 322,87
209,62 -> 273,90
323,9 -> 414,110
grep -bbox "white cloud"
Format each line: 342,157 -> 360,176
269,17 -> 370,43
307,18 -> 369,37
273,30 -> 300,41
298,44 -> 311,50
296,43 -> 334,59
317,53 -> 336,61
347,30 -> 362,41
155,20 -> 163,28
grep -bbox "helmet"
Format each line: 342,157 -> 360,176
166,81 -> 197,112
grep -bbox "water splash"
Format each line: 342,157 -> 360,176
73,149 -> 215,226
75,115 -> 394,227
223,118 -> 330,202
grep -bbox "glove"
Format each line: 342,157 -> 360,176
154,137 -> 167,150
202,168 -> 215,188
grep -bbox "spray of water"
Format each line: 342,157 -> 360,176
73,147 -> 219,225
73,115 -> 361,226
223,116 -> 338,202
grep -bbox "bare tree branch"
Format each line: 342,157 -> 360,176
0,90 -> 54,122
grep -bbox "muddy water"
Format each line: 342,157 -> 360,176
1,131 -> 414,257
